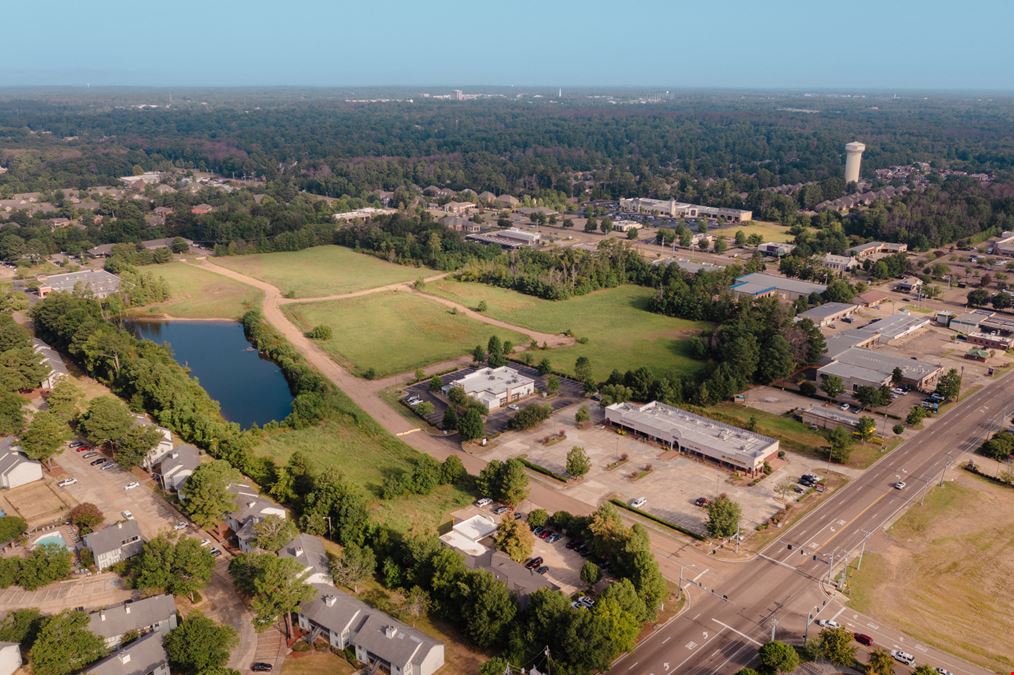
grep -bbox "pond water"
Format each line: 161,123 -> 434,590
124,319 -> 293,429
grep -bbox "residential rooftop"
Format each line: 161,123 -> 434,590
88,595 -> 177,640
85,632 -> 167,675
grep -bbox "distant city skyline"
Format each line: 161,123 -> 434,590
5,0 -> 1014,91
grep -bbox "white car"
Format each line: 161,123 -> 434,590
173,521 -> 188,531
891,650 -> 916,666
57,477 -> 78,488
124,481 -> 141,490
816,619 -> 839,628
121,510 -> 134,520
475,497 -> 493,507
200,539 -> 212,547
630,497 -> 647,508
893,481 -> 907,490
936,669 -> 953,675
839,403 -> 850,411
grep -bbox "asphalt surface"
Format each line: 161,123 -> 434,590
611,376 -> 1012,675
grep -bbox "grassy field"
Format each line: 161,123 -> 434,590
704,403 -> 893,470
281,651 -> 357,675
252,416 -> 472,535
283,291 -> 528,377
137,262 -> 263,319
847,476 -> 1014,672
214,245 -> 436,298
710,220 -> 798,244
425,281 -> 710,380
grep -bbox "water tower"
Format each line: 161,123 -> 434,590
844,141 -> 865,184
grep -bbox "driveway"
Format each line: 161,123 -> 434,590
54,445 -> 258,670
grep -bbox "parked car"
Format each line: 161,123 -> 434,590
893,481 -> 907,490
935,669 -> 953,675
210,548 -> 222,558
507,404 -> 520,411
200,539 -> 212,547
535,566 -> 549,575
853,633 -> 874,646
124,481 -> 140,490
547,533 -> 562,543
475,497 -> 492,507
493,505 -> 510,515
891,650 -> 916,666
816,619 -> 839,628
173,521 -> 188,531
538,529 -> 553,540
630,496 -> 647,508
525,557 -> 543,570
69,440 -> 86,449
121,510 -> 134,520
532,526 -> 545,536
100,462 -> 119,471
840,403 -> 850,411
571,601 -> 586,609
251,663 -> 273,672
57,477 -> 78,487
514,511 -> 524,520
89,457 -> 106,466
694,497 -> 709,507
82,451 -> 98,459
577,596 -> 595,608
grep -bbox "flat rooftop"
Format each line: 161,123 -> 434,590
802,406 -> 861,427
39,269 -> 120,295
829,347 -> 941,382
731,273 -> 826,297
605,401 -> 778,467
797,302 -> 856,322
859,312 -> 929,341
449,366 -> 534,397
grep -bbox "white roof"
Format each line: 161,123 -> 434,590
452,514 -> 497,541
439,530 -> 488,557
449,366 -> 534,399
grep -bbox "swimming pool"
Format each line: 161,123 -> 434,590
33,532 -> 68,549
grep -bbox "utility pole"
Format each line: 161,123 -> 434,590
803,611 -> 812,641
770,616 -> 779,642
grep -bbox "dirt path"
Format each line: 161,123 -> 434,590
277,272 -> 450,305
186,258 -> 717,581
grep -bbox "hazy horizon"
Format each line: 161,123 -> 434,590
6,0 -> 1014,91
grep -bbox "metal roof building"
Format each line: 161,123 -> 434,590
731,273 -> 827,301
604,401 -> 779,474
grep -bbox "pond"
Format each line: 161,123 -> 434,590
124,319 -> 293,429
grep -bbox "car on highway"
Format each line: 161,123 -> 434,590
174,521 -> 188,530
630,496 -> 647,508
891,650 -> 916,666
475,497 -> 492,507
121,510 -> 134,520
816,619 -> 839,628
124,481 -> 140,490
57,477 -> 78,487
893,481 -> 907,490
251,663 -> 273,672
853,633 -> 873,646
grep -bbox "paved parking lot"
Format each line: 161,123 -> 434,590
485,405 -> 861,536
54,444 -> 260,672
402,360 -> 585,434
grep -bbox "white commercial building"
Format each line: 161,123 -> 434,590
38,270 -> 121,298
0,642 -> 21,675
444,366 -> 535,410
604,401 -> 779,475
619,198 -> 752,223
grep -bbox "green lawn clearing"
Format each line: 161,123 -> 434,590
214,245 -> 436,298
710,220 -> 800,244
846,478 -> 1014,672
424,281 -> 710,380
283,291 -> 528,377
137,262 -> 263,319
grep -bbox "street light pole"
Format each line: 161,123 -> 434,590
770,616 -> 779,642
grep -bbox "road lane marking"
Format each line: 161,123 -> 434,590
671,626 -> 725,671
661,636 -> 671,645
831,607 -> 846,621
685,641 -> 697,650
759,552 -> 797,570
626,662 -> 638,670
711,618 -> 762,646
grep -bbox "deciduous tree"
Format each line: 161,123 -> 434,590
29,610 -> 107,675
164,612 -> 238,675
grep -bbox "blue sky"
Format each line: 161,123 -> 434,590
4,0 -> 1013,90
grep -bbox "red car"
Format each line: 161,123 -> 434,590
76,445 -> 91,453
854,633 -> 874,647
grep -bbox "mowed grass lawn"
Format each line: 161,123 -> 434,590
710,220 -> 799,244
426,281 -> 710,380
138,262 -> 263,319
283,291 -> 528,377
214,245 -> 436,298
848,477 -> 1014,672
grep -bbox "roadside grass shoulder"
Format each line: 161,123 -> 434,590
138,261 -> 263,319
214,245 -> 435,298
283,291 -> 527,377
425,281 -> 710,380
